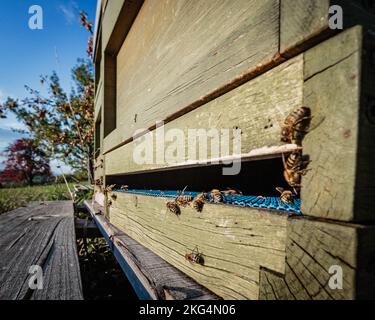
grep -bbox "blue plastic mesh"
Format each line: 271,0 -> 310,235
115,189 -> 302,214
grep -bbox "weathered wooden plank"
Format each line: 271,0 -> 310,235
280,0 -> 331,56
0,201 -> 83,300
259,216 -> 375,300
280,0 -> 375,56
301,26 -> 375,221
105,55 -> 303,174
84,200 -> 220,300
109,0 -> 280,149
108,192 -> 288,300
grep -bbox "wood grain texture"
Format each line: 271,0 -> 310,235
101,0 -> 125,52
301,26 -> 375,222
85,200 -> 220,300
259,217 -> 375,300
0,201 -> 83,300
108,192 -> 288,300
280,0 -> 375,57
280,0 -> 330,55
112,0 -> 279,148
105,55 -> 303,175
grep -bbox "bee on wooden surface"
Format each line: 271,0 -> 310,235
120,185 -> 129,190
222,188 -> 243,195
192,199 -> 204,213
210,189 -> 224,203
176,195 -> 194,207
282,151 -> 310,193
110,193 -> 117,200
95,177 -> 103,186
104,184 -> 116,195
191,193 -> 206,213
185,246 -> 204,265
281,106 -> 312,144
166,201 -> 181,216
195,193 -> 206,202
276,187 -> 294,204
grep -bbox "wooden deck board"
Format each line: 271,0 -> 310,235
0,201 -> 83,300
84,200 -> 220,300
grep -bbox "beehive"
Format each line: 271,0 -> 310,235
93,0 -> 375,299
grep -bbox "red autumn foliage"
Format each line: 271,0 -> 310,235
0,139 -> 52,186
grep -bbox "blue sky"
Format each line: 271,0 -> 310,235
0,0 -> 97,174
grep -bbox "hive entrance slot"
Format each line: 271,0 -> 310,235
106,158 -> 290,198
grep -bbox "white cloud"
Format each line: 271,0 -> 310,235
0,113 -> 25,132
59,1 -> 79,25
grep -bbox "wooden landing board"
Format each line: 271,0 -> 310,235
84,200 -> 220,300
0,201 -> 83,300
108,192 -> 289,300
107,192 -> 375,300
105,54 -> 303,174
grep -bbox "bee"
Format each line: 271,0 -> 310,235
222,188 -> 243,195
110,193 -> 117,200
176,195 -> 193,207
166,201 -> 181,216
282,151 -> 310,193
185,246 -> 204,265
192,199 -> 204,212
104,184 -> 116,194
281,107 -> 312,144
210,189 -> 224,203
95,177 -> 103,186
120,185 -> 129,190
195,193 -> 206,202
191,193 -> 206,213
276,187 -> 294,204
165,186 -> 188,215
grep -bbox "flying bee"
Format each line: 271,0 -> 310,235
276,187 -> 294,204
282,151 -> 310,194
185,246 -> 204,265
176,195 -> 194,207
166,201 -> 181,216
281,107 -> 312,145
210,189 -> 224,203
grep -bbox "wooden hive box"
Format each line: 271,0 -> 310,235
93,0 -> 375,299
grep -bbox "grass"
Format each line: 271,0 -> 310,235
0,183 -> 75,214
